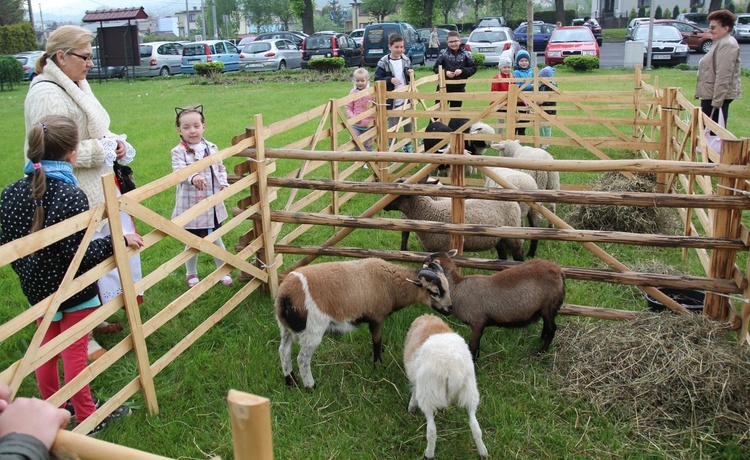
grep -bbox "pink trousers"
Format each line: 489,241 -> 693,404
35,308 -> 97,423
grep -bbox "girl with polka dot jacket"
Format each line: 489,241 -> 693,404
0,115 -> 142,427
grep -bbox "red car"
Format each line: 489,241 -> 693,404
544,26 -> 600,66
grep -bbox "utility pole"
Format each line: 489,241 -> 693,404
38,3 -> 45,39
201,0 -> 206,39
212,0 -> 218,39
27,0 -> 34,31
185,0 -> 190,38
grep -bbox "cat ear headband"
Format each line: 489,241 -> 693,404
175,105 -> 203,117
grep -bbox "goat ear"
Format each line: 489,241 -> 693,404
447,249 -> 459,257
406,277 -> 423,287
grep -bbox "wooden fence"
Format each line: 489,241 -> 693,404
1,67 -> 749,458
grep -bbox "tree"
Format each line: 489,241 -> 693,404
272,0 -> 297,30
242,0 -> 276,31
435,0 -> 459,23
362,0 -> 398,23
295,0 -> 315,34
467,0 -> 482,25
402,0 -> 429,27
555,0 -> 565,25
0,0 -> 24,26
708,0 -> 722,12
672,5 -> 680,18
654,5 -> 662,19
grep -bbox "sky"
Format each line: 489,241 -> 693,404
34,0 -> 329,22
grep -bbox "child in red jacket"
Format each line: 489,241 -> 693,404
491,52 -> 514,135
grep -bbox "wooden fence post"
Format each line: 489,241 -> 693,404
704,138 -> 747,319
657,87 -> 676,193
330,98 -> 340,217
227,390 -> 274,460
375,80 -> 389,181
253,114 -> 280,298
449,131 -> 465,255
237,126 -> 261,284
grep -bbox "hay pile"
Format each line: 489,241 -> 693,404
565,172 -> 680,233
553,314 -> 750,443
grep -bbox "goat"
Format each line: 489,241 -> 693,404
275,258 -> 452,389
483,166 -> 541,258
384,180 -> 524,261
423,250 -> 565,359
491,139 -> 561,216
404,314 -> 488,459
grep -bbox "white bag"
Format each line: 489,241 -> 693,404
703,109 -> 725,155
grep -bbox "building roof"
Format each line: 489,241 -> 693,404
83,7 -> 148,23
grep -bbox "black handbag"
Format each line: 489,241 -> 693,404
113,161 -> 136,193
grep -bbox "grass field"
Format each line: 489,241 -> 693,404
1,66 -> 749,459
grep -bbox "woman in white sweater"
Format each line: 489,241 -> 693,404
24,25 -> 142,361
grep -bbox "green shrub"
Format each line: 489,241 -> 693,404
655,5 -> 663,18
638,6 -> 647,16
673,5 -> 680,18
193,61 -> 224,76
308,57 -> 345,72
675,63 -> 691,71
472,52 -> 486,67
0,23 -> 37,55
563,55 -> 600,72
0,55 -> 23,91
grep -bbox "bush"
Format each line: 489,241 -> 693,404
0,23 -> 37,55
655,5 -> 663,18
563,55 -> 599,71
638,6 -> 647,16
629,8 -> 637,21
673,5 -> 680,18
472,52 -> 486,67
0,55 -> 23,91
193,61 -> 224,76
308,57 -> 345,72
674,63 -> 691,70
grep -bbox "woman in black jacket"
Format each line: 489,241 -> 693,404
433,31 -> 477,108
0,115 -> 142,434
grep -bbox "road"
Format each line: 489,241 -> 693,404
427,42 -> 750,69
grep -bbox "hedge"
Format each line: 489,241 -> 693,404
0,22 -> 37,55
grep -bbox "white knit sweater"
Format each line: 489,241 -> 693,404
24,59 -> 120,207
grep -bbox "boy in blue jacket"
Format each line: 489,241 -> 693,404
512,49 -> 534,135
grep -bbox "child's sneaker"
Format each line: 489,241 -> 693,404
87,405 -> 132,437
220,275 -> 233,286
402,143 -> 414,153
64,397 -> 99,415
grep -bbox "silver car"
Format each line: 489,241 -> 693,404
241,39 -> 302,71
465,27 -> 520,66
135,41 -> 183,77
735,14 -> 750,42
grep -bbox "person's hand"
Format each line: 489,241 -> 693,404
124,234 -> 144,249
391,78 -> 402,86
115,140 -> 127,160
0,381 -> 11,412
454,69 -> 462,77
407,69 -> 414,76
446,70 -> 455,78
0,382 -> 69,450
192,175 -> 208,191
220,185 -> 228,191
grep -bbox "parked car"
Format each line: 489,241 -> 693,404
181,40 -> 241,74
572,17 -> 603,45
465,27 -> 520,67
15,50 -> 43,81
676,12 -> 708,28
362,22 -> 425,67
476,16 -> 507,28
632,24 -> 689,67
645,19 -> 712,53
349,28 -> 365,46
627,17 -> 651,40
87,46 -> 128,79
135,41 -> 183,77
734,13 -> 750,42
436,23 -> 459,32
241,39 -> 302,71
254,31 -> 307,49
237,35 -> 258,47
514,21 -> 556,51
544,26 -> 599,66
301,32 -> 362,68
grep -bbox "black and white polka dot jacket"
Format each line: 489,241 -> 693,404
0,176 -> 114,312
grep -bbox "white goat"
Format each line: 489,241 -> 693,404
491,139 -> 561,215
275,258 -> 452,389
404,314 -> 488,459
484,166 -> 541,257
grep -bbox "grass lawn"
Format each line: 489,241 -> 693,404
1,67 -> 749,459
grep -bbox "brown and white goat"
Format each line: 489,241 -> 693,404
404,314 -> 488,458
275,258 -> 452,389
423,250 -> 565,359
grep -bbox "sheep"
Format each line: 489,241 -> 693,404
384,180 -> 524,261
491,139 -> 561,216
483,166 -> 541,258
275,258 -> 452,389
423,249 -> 565,359
404,314 -> 488,459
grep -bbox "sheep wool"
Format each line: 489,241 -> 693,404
404,314 -> 488,459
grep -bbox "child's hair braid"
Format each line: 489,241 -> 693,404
26,115 -> 79,233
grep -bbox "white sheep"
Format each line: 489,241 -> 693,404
423,250 -> 565,359
275,258 -> 452,389
491,139 -> 561,216
404,314 -> 488,459
423,120 -> 494,176
384,186 -> 524,261
483,166 -> 541,257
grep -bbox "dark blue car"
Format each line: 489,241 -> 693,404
513,22 -> 557,52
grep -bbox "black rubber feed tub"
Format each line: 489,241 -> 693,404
644,288 -> 704,313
